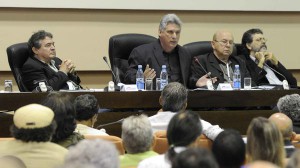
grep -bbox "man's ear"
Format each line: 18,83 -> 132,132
159,96 -> 163,106
291,131 -> 297,141
32,47 -> 39,55
246,43 -> 252,50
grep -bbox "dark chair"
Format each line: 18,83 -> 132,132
6,42 -> 31,92
183,41 -> 238,58
108,33 -> 157,83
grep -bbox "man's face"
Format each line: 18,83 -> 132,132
159,23 -> 181,53
247,33 -> 268,53
33,36 -> 56,63
212,31 -> 234,59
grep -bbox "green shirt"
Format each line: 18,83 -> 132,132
120,150 -> 158,168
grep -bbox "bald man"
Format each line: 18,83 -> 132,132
269,112 -> 296,157
189,30 -> 250,89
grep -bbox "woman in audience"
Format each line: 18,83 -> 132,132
246,117 -> 285,167
138,111 -> 203,168
41,92 -> 84,148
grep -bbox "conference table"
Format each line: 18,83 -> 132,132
1,89 -> 300,137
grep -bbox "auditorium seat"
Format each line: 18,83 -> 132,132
108,33 -> 157,83
6,42 -> 30,92
183,41 -> 239,58
152,130 -> 213,154
84,134 -> 125,154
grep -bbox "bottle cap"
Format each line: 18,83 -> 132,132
162,65 -> 166,69
138,65 -> 142,69
235,65 -> 239,68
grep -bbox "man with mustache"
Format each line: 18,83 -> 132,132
125,14 -> 191,87
189,30 -> 249,89
22,30 -> 81,91
241,28 -> 297,87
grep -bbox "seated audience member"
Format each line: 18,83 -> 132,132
138,111 -> 203,168
125,14 -> 191,87
41,92 -> 84,148
240,28 -> 297,87
246,161 -> 279,168
0,104 -> 68,168
60,139 -> 119,168
212,129 -> 245,168
0,155 -> 26,168
22,30 -> 81,91
277,94 -> 300,133
74,94 -> 107,136
149,82 -> 223,140
246,117 -> 285,167
120,114 -> 158,168
269,113 -> 296,157
172,148 -> 219,168
286,149 -> 300,168
189,30 -> 250,89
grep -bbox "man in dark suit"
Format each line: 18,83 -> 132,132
22,30 -> 81,91
189,30 -> 250,89
124,14 -> 191,87
240,28 -> 297,87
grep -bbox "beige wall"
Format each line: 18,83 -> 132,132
0,8 -> 300,91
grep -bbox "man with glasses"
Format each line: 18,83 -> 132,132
241,28 -> 297,87
189,30 -> 249,89
125,14 -> 191,87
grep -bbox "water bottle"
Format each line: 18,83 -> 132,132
160,65 -> 168,90
233,64 -> 241,90
136,65 -> 144,90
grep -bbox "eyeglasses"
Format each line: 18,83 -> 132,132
214,40 -> 234,46
254,37 -> 267,43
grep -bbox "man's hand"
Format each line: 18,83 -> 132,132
59,59 -> 76,74
143,64 -> 156,79
264,52 -> 278,66
255,52 -> 266,68
196,73 -> 217,87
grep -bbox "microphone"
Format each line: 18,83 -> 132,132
263,62 -> 289,90
103,56 -> 120,84
194,57 -> 215,90
96,118 -> 124,129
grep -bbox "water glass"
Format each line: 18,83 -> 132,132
156,78 -> 161,91
244,77 -> 252,90
145,78 -> 153,91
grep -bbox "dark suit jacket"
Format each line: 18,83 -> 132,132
22,56 -> 81,91
239,55 -> 297,87
124,40 -> 192,87
189,53 -> 250,89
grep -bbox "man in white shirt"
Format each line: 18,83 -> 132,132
240,28 -> 297,87
148,82 -> 223,140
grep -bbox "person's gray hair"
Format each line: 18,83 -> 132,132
62,139 -> 119,168
277,94 -> 300,121
122,114 -> 153,154
159,14 -> 182,31
161,82 -> 188,112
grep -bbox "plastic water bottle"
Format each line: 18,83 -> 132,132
136,65 -> 144,90
233,64 -> 241,90
160,65 -> 168,90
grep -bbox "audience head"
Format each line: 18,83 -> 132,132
0,155 -> 26,168
158,14 -> 182,52
246,161 -> 279,168
28,30 -> 55,63
41,92 -> 76,143
268,112 -> 295,140
74,94 -> 99,127
122,114 -> 153,154
172,147 -> 219,168
277,94 -> 300,123
160,82 -> 188,112
241,28 -> 265,56
167,111 -> 203,162
212,129 -> 245,168
246,117 -> 285,167
286,149 -> 300,168
11,104 -> 56,142
211,30 -> 234,60
61,139 -> 119,168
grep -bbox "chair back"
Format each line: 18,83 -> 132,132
6,42 -> 31,92
183,41 -> 238,58
84,134 -> 125,155
108,33 -> 157,83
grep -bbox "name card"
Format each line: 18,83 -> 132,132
217,83 -> 233,90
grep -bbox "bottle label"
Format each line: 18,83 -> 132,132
136,78 -> 144,90
160,79 -> 168,90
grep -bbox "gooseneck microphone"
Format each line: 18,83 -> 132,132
194,57 -> 215,90
263,62 -> 289,89
103,56 -> 120,84
96,118 -> 124,129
